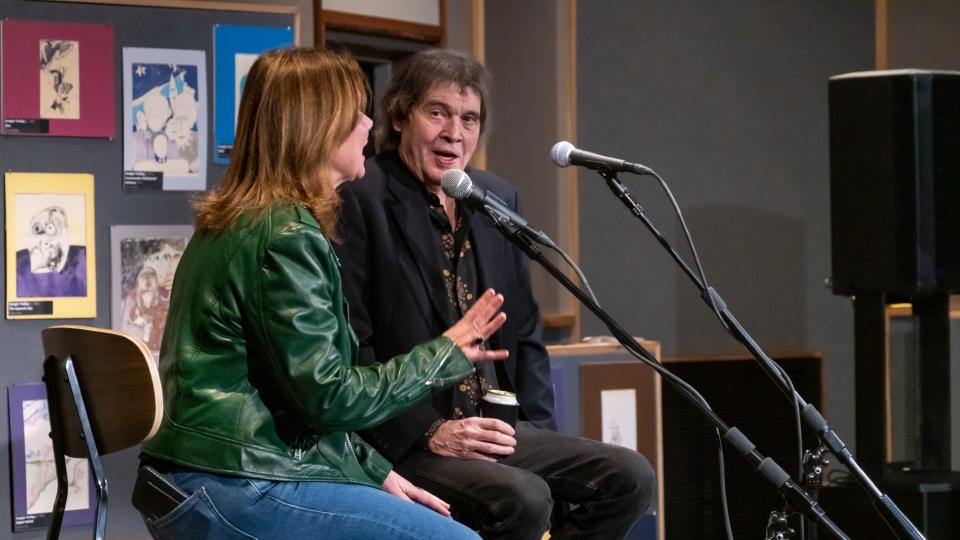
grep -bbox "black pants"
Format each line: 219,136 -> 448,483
394,421 -> 656,540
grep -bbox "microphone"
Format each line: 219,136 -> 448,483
441,169 -> 554,247
551,141 -> 653,175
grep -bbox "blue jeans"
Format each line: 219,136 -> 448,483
144,469 -> 480,539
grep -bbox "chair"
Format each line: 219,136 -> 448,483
41,325 -> 163,540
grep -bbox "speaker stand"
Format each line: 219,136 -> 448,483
853,291 -> 953,475
853,292 -> 888,480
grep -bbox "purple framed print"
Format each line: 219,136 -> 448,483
0,19 -> 115,138
8,383 -> 95,532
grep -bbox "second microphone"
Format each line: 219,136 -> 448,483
441,169 -> 555,247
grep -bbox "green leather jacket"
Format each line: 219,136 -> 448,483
142,204 -> 474,488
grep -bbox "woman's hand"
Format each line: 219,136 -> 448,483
442,289 -> 509,363
382,470 -> 452,516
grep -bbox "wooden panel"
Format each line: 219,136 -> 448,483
323,0 -> 440,26
323,9 -> 442,43
548,340 -> 664,540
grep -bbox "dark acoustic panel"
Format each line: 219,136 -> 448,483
829,70 -> 960,296
661,355 -> 821,540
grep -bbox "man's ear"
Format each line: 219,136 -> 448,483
392,119 -> 404,133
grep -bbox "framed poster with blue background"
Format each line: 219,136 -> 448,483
213,25 -> 294,164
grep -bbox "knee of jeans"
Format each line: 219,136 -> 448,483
492,473 -> 553,524
605,448 -> 657,512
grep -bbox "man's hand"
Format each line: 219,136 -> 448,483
428,417 -> 516,461
443,289 -> 509,363
382,470 -> 452,516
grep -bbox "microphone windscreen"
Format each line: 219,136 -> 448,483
441,169 -> 472,199
551,141 -> 575,167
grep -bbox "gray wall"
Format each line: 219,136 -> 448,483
575,0 -> 873,460
484,0 -> 565,316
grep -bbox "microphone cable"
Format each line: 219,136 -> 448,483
527,221 -> 736,540
625,165 -> 806,540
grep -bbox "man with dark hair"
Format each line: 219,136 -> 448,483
336,48 -> 655,539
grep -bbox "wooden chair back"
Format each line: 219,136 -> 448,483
42,324 -> 162,457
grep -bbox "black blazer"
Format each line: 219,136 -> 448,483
335,153 -> 557,463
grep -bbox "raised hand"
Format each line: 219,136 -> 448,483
443,288 -> 509,363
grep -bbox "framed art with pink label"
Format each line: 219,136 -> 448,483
0,19 -> 115,138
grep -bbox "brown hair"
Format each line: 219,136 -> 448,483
194,47 -> 368,238
376,49 -> 491,154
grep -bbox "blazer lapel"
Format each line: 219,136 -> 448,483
386,186 -> 457,328
470,211 -> 508,294
470,210 -> 518,388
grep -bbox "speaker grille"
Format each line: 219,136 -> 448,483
662,355 -> 822,539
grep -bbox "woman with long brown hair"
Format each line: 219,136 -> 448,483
139,48 -> 505,539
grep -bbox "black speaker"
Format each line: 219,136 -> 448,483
661,355 -> 822,540
829,70 -> 960,296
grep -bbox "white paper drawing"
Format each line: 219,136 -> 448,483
14,194 -> 88,298
39,40 -> 80,120
23,399 -> 90,514
601,388 -> 637,451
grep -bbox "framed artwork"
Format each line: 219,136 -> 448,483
8,383 -> 95,532
5,172 -> 96,319
213,24 -> 294,164
122,47 -> 207,191
321,0 -> 443,43
0,19 -> 115,138
580,360 -> 658,454
110,225 -> 193,357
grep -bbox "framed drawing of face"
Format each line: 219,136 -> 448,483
5,172 -> 96,319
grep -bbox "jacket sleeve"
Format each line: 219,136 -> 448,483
506,190 -> 558,429
335,187 -> 448,462
249,219 -> 474,434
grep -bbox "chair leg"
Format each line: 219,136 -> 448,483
64,358 -> 108,540
46,447 -> 69,540
43,357 -> 70,540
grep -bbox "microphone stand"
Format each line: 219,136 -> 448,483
596,170 -> 924,540
482,209 -> 850,540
